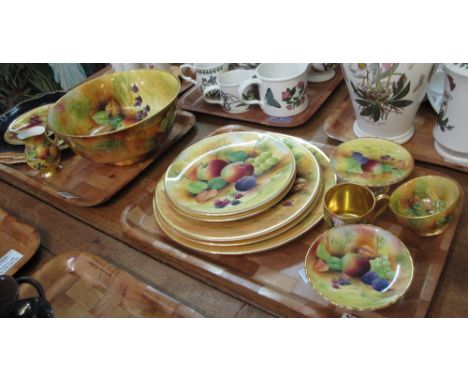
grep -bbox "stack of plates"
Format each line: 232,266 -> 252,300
153,131 -> 337,255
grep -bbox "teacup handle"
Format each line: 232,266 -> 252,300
369,194 -> 390,223
202,85 -> 223,105
238,78 -> 264,106
16,276 -> 46,299
179,64 -> 197,85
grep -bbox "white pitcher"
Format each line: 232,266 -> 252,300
433,64 -> 468,165
342,63 -> 433,144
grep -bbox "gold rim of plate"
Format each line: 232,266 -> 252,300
155,133 -> 322,237
153,138 -> 337,255
166,173 -> 296,222
164,131 -> 297,219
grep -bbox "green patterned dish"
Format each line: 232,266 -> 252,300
390,175 -> 460,237
47,69 -> 180,166
164,132 -> 296,220
305,224 -> 414,311
331,137 -> 414,187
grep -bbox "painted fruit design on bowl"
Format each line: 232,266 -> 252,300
305,224 -> 413,311
331,137 -> 414,187
165,132 -> 296,217
88,83 -> 151,136
390,175 -> 460,236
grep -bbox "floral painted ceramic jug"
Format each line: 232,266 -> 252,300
433,64 -> 468,165
17,125 -> 61,177
342,63 -> 433,144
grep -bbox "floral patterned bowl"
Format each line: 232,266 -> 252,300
390,175 -> 460,237
48,69 -> 180,166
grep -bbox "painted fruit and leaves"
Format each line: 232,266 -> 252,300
347,63 -> 414,122
183,139 -> 283,209
25,137 -> 60,171
88,82 -> 151,136
281,80 -> 307,111
438,74 -> 456,132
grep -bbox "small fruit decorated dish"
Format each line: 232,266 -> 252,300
164,132 -> 296,220
390,175 -> 460,237
5,104 -> 52,145
47,69 -> 180,166
331,137 -> 414,187
305,224 -> 413,311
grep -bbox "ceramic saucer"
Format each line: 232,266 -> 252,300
165,132 -> 296,220
304,224 -> 414,311
331,137 -> 414,188
5,104 -> 53,145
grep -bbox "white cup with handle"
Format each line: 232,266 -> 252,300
180,63 -> 229,94
202,69 -> 255,113
237,63 -> 309,117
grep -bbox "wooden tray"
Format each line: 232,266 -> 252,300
23,251 -> 203,317
177,68 -> 343,128
120,126 -> 464,318
0,208 -> 40,276
323,92 -> 468,173
0,110 -> 196,207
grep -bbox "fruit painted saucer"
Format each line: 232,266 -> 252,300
154,139 -> 336,255
330,137 -> 414,188
164,132 -> 296,220
156,133 -> 321,241
304,224 -> 414,311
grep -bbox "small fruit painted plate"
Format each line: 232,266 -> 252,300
164,132 -> 296,219
154,139 -> 336,255
330,137 -> 414,187
5,104 -> 53,145
304,224 -> 414,311
156,133 -> 321,241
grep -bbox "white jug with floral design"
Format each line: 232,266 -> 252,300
342,63 -> 433,144
433,64 -> 468,165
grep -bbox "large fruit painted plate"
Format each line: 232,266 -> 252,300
155,139 -> 336,255
156,133 -> 321,242
305,224 -> 414,311
330,137 -> 414,187
164,132 -> 296,220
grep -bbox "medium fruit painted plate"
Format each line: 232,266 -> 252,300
330,137 -> 414,187
164,132 -> 296,219
156,133 -> 321,241
305,224 -> 414,311
155,139 -> 336,255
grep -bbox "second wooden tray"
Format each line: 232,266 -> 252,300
323,92 -> 468,173
177,68 -> 343,128
0,110 -> 196,207
120,127 -> 464,318
23,251 -> 203,317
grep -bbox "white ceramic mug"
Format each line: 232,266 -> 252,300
308,63 -> 338,83
180,63 -> 228,94
433,64 -> 468,165
342,63 -> 433,144
237,63 -> 309,117
202,69 -> 255,113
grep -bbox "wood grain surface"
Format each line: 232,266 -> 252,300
0,82 -> 467,317
121,129 -> 465,317
22,251 -> 203,317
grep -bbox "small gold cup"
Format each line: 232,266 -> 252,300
323,183 -> 389,227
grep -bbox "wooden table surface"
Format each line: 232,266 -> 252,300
1,82 -> 467,317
